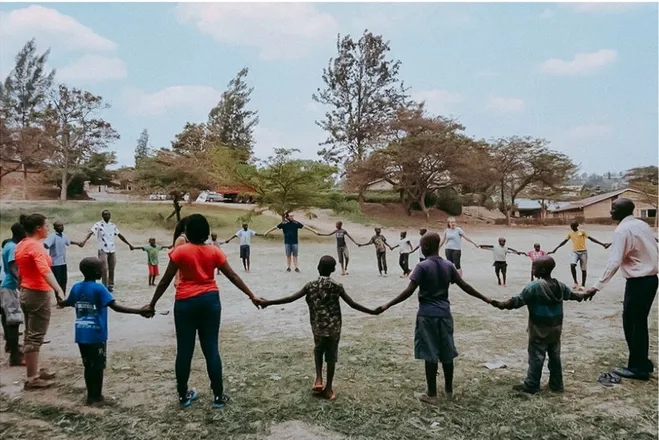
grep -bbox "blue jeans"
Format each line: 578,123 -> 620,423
174,291 -> 223,398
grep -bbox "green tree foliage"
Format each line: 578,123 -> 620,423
625,165 -> 658,208
207,67 -> 259,163
46,151 -> 117,198
44,84 -> 119,201
313,30 -> 410,167
236,148 -> 337,215
170,122 -> 208,154
135,128 -> 150,165
0,39 -> 55,197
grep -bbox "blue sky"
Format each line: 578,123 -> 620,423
1,2 -> 657,174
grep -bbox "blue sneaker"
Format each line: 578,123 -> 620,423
179,388 -> 198,408
213,393 -> 230,408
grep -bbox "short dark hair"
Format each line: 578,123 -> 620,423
11,222 -> 26,243
19,214 -> 46,234
420,232 -> 440,256
186,214 -> 211,244
80,257 -> 103,280
570,222 -> 579,229
318,255 -> 336,276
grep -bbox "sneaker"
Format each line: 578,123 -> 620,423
512,384 -> 538,394
39,369 -> 56,380
286,268 -> 291,272
295,268 -> 300,273
214,393 -> 230,408
179,388 -> 198,408
24,378 -> 54,390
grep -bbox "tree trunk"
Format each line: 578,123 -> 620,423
22,163 -> 28,200
419,191 -> 430,222
358,188 -> 365,206
508,195 -> 516,225
60,170 -> 68,201
501,182 -> 510,226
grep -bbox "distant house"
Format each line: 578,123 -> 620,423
364,178 -> 395,192
513,198 -> 544,218
551,188 -> 656,220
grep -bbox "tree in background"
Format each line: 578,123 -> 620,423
170,122 -> 209,154
45,151 -> 117,198
134,128 -> 150,165
313,31 -> 409,201
452,140 -> 500,208
490,136 -> 576,224
236,148 -> 337,216
625,165 -> 658,223
44,84 -> 119,201
207,67 -> 259,163
0,39 -> 55,197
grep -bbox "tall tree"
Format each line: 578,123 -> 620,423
0,39 -> 55,197
313,30 -> 410,172
207,67 -> 259,162
44,85 -> 119,201
170,122 -> 208,154
135,128 -> 150,165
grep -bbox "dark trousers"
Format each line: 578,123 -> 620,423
51,264 -> 68,293
623,275 -> 658,374
0,308 -> 21,363
399,253 -> 410,275
525,339 -> 562,392
376,251 -> 387,274
174,291 -> 223,398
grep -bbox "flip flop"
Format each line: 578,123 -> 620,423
597,372 -> 621,387
312,381 -> 324,393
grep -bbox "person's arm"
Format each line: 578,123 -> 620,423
81,230 -> 94,247
549,239 -> 569,254
219,262 -> 262,308
263,225 -> 279,236
390,244 -> 399,250
261,288 -> 306,308
7,261 -> 19,281
31,249 -> 64,300
316,230 -> 336,237
586,230 -> 627,299
162,244 -> 174,250
345,232 -> 359,245
117,233 -> 133,249
67,236 -> 83,247
438,232 -> 447,250
454,274 -> 492,304
44,272 -> 65,301
462,234 -> 478,247
301,224 -> 319,235
479,245 -> 493,250
109,300 -> 149,315
340,289 -> 377,315
358,237 -> 374,247
493,295 -> 526,310
587,235 -> 610,248
507,247 -> 522,254
43,235 -> 54,249
377,280 -> 418,312
147,259 -> 178,311
224,235 -> 238,244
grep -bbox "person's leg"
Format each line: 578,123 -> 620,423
530,266 -> 534,281
323,336 -> 339,399
343,248 -> 349,274
98,251 -> 109,288
442,361 -> 454,396
20,289 -> 51,384
285,244 -> 292,270
580,252 -> 588,288
376,251 -> 383,274
292,245 -> 299,270
382,252 -> 388,274
399,254 -> 405,275
494,265 -> 502,285
313,336 -> 324,388
107,252 -> 116,291
61,264 -> 68,293
403,253 -> 410,275
502,264 -> 507,286
7,323 -> 21,365
523,340 -> 545,393
337,247 -> 345,274
197,292 -> 224,399
624,277 -> 657,374
325,361 -> 336,397
425,361 -> 438,397
174,298 -> 198,400
569,264 -> 578,286
547,340 -> 563,391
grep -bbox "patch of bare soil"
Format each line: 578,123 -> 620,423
265,421 -> 345,440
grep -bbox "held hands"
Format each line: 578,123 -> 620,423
583,288 -> 598,301
373,305 -> 388,315
250,296 -> 268,309
604,243 -> 612,249
140,305 -> 155,318
490,300 -> 505,310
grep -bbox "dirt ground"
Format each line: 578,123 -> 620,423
1,215 -> 657,439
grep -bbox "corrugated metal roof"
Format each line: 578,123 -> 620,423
552,188 -> 640,213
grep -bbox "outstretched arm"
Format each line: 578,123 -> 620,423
340,290 -> 377,315
261,288 -> 306,308
345,232 -> 359,245
81,231 -> 94,247
316,230 -> 336,237
224,235 -> 238,244
479,244 -> 493,250
109,301 -> 147,315
303,225 -> 319,235
454,275 -> 491,304
263,226 -> 278,236
390,244 -> 399,250
588,236 -> 610,248
377,280 -> 418,312
493,295 -> 525,310
507,247 -> 522,254
462,234 -> 478,247
549,239 -> 568,254
117,233 -> 133,249
219,262 -> 262,308
148,260 -> 178,309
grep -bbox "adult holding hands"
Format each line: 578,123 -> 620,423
143,214 -> 264,408
439,217 -> 479,276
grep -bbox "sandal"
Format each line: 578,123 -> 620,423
597,372 -> 621,387
312,381 -> 324,393
323,389 -> 336,401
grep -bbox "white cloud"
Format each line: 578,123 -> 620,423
125,86 -> 222,117
566,123 -> 613,139
541,49 -> 617,75
412,89 -> 464,114
176,3 -> 338,60
539,9 -> 556,19
486,96 -> 525,113
0,5 -> 116,53
570,3 -> 641,13
59,55 -> 127,83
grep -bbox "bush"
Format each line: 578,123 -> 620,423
435,188 -> 462,216
344,191 -> 400,204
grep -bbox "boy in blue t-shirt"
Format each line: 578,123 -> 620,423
59,257 -> 148,405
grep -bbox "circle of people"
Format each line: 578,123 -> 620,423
0,198 -> 655,408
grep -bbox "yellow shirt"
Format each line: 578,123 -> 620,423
567,230 -> 588,251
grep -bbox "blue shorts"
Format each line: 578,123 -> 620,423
285,243 -> 299,257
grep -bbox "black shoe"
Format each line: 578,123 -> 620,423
512,384 -> 538,394
286,268 -> 291,272
214,393 -> 230,408
295,268 -> 300,273
612,367 -> 650,381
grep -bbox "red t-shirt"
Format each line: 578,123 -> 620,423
169,243 -> 227,300
16,237 -> 53,292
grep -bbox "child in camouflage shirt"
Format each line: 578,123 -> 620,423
261,255 -> 378,400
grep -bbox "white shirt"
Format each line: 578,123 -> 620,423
492,245 -> 509,262
418,237 -> 426,260
594,216 -> 658,291
236,229 -> 256,246
398,237 -> 414,254
91,221 -> 120,253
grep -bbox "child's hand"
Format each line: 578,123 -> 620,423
374,305 -> 388,315
140,305 -> 155,318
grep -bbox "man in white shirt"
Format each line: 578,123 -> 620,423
81,210 -> 134,292
224,223 -> 262,272
586,198 -> 658,380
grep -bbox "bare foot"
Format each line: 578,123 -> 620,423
323,389 -> 336,401
312,379 -> 324,393
415,392 -> 439,406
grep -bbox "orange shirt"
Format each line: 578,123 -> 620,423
170,243 -> 227,300
15,237 -> 53,292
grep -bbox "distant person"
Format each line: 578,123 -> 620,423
264,212 -> 318,273
525,243 -> 547,281
585,198 -> 658,381
1,223 -> 27,366
439,217 -> 479,276
15,214 -> 65,390
223,224 -> 262,272
143,214 -> 264,408
374,232 -> 492,405
43,221 -> 84,293
390,231 -> 414,278
81,210 -> 134,292
479,237 -> 524,287
491,256 -> 588,394
358,228 -> 392,276
260,255 -> 378,401
412,228 -> 429,264
131,238 -> 172,286
548,222 -> 610,290
58,257 -> 149,406
316,221 -> 358,276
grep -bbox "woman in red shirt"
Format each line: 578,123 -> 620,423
15,214 -> 66,390
145,214 -> 263,408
